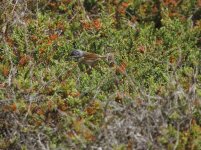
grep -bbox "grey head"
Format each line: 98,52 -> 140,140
70,49 -> 84,58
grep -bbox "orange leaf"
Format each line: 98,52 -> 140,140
5,37 -> 14,46
30,35 -> 38,41
35,120 -> 42,126
170,0 -> 178,6
39,48 -> 45,54
116,62 -> 127,75
59,104 -> 68,111
0,83 -> 6,88
3,105 -> 10,112
118,6 -> 126,15
115,92 -> 123,104
136,98 -> 144,106
2,66 -> 9,77
36,108 -> 45,115
47,40 -> 52,45
48,2 -> 57,7
19,55 -> 31,66
49,34 -> 58,41
113,0 -> 118,5
83,130 -> 96,141
3,103 -> 17,112
69,91 -> 80,97
64,0 -> 72,4
191,118 -> 197,125
130,16 -> 138,23
81,21 -> 92,30
93,19 -> 102,30
57,22 -> 65,30
85,106 -> 96,115
121,2 -> 129,8
47,100 -> 53,110
155,38 -> 163,45
10,103 -> 17,111
193,99 -> 201,107
127,139 -> 133,150
152,5 -> 158,13
169,56 -> 175,64
58,102 -> 68,111
163,0 -> 178,6
85,101 -> 100,115
168,12 -> 179,17
138,45 -> 146,53
198,0 -> 201,7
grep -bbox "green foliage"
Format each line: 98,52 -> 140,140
0,0 -> 200,149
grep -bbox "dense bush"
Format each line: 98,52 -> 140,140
0,0 -> 201,149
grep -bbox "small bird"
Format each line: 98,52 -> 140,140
70,49 -> 108,67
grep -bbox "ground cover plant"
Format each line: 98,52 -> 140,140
0,0 -> 201,149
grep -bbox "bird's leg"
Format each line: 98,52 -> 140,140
105,53 -> 116,67
86,65 -> 92,74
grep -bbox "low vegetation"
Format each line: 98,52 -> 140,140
0,0 -> 201,149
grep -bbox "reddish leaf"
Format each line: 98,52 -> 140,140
10,103 -> 17,112
138,45 -> 146,53
5,37 -> 14,46
47,40 -> 52,45
30,35 -> 38,41
36,108 -> 45,115
3,103 -> 17,112
19,55 -> 31,66
83,131 -> 96,141
198,0 -> 201,7
49,34 -> 58,41
93,19 -> 102,30
47,100 -> 53,110
39,48 -> 45,54
115,92 -> 123,104
58,101 -> 68,111
121,2 -> 129,8
130,16 -> 138,23
169,55 -> 175,64
136,98 -> 144,106
152,5 -> 158,13
168,12 -> 179,17
85,106 -> 96,115
127,139 -> 133,150
48,2 -> 57,8
118,6 -> 126,15
155,38 -> 164,45
2,66 -> 9,77
163,0 -> 178,7
0,83 -> 6,88
57,22 -> 65,30
81,21 -> 92,30
3,105 -> 10,112
59,104 -> 68,111
85,101 -> 100,115
69,91 -> 80,97
116,62 -> 127,75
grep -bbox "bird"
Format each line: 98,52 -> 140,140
70,49 -> 109,67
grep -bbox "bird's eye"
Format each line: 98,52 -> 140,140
70,50 -> 81,57
75,51 -> 80,56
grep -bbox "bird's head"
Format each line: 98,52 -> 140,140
70,49 -> 84,58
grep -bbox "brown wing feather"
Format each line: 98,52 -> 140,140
79,51 -> 107,66
84,52 -> 105,60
